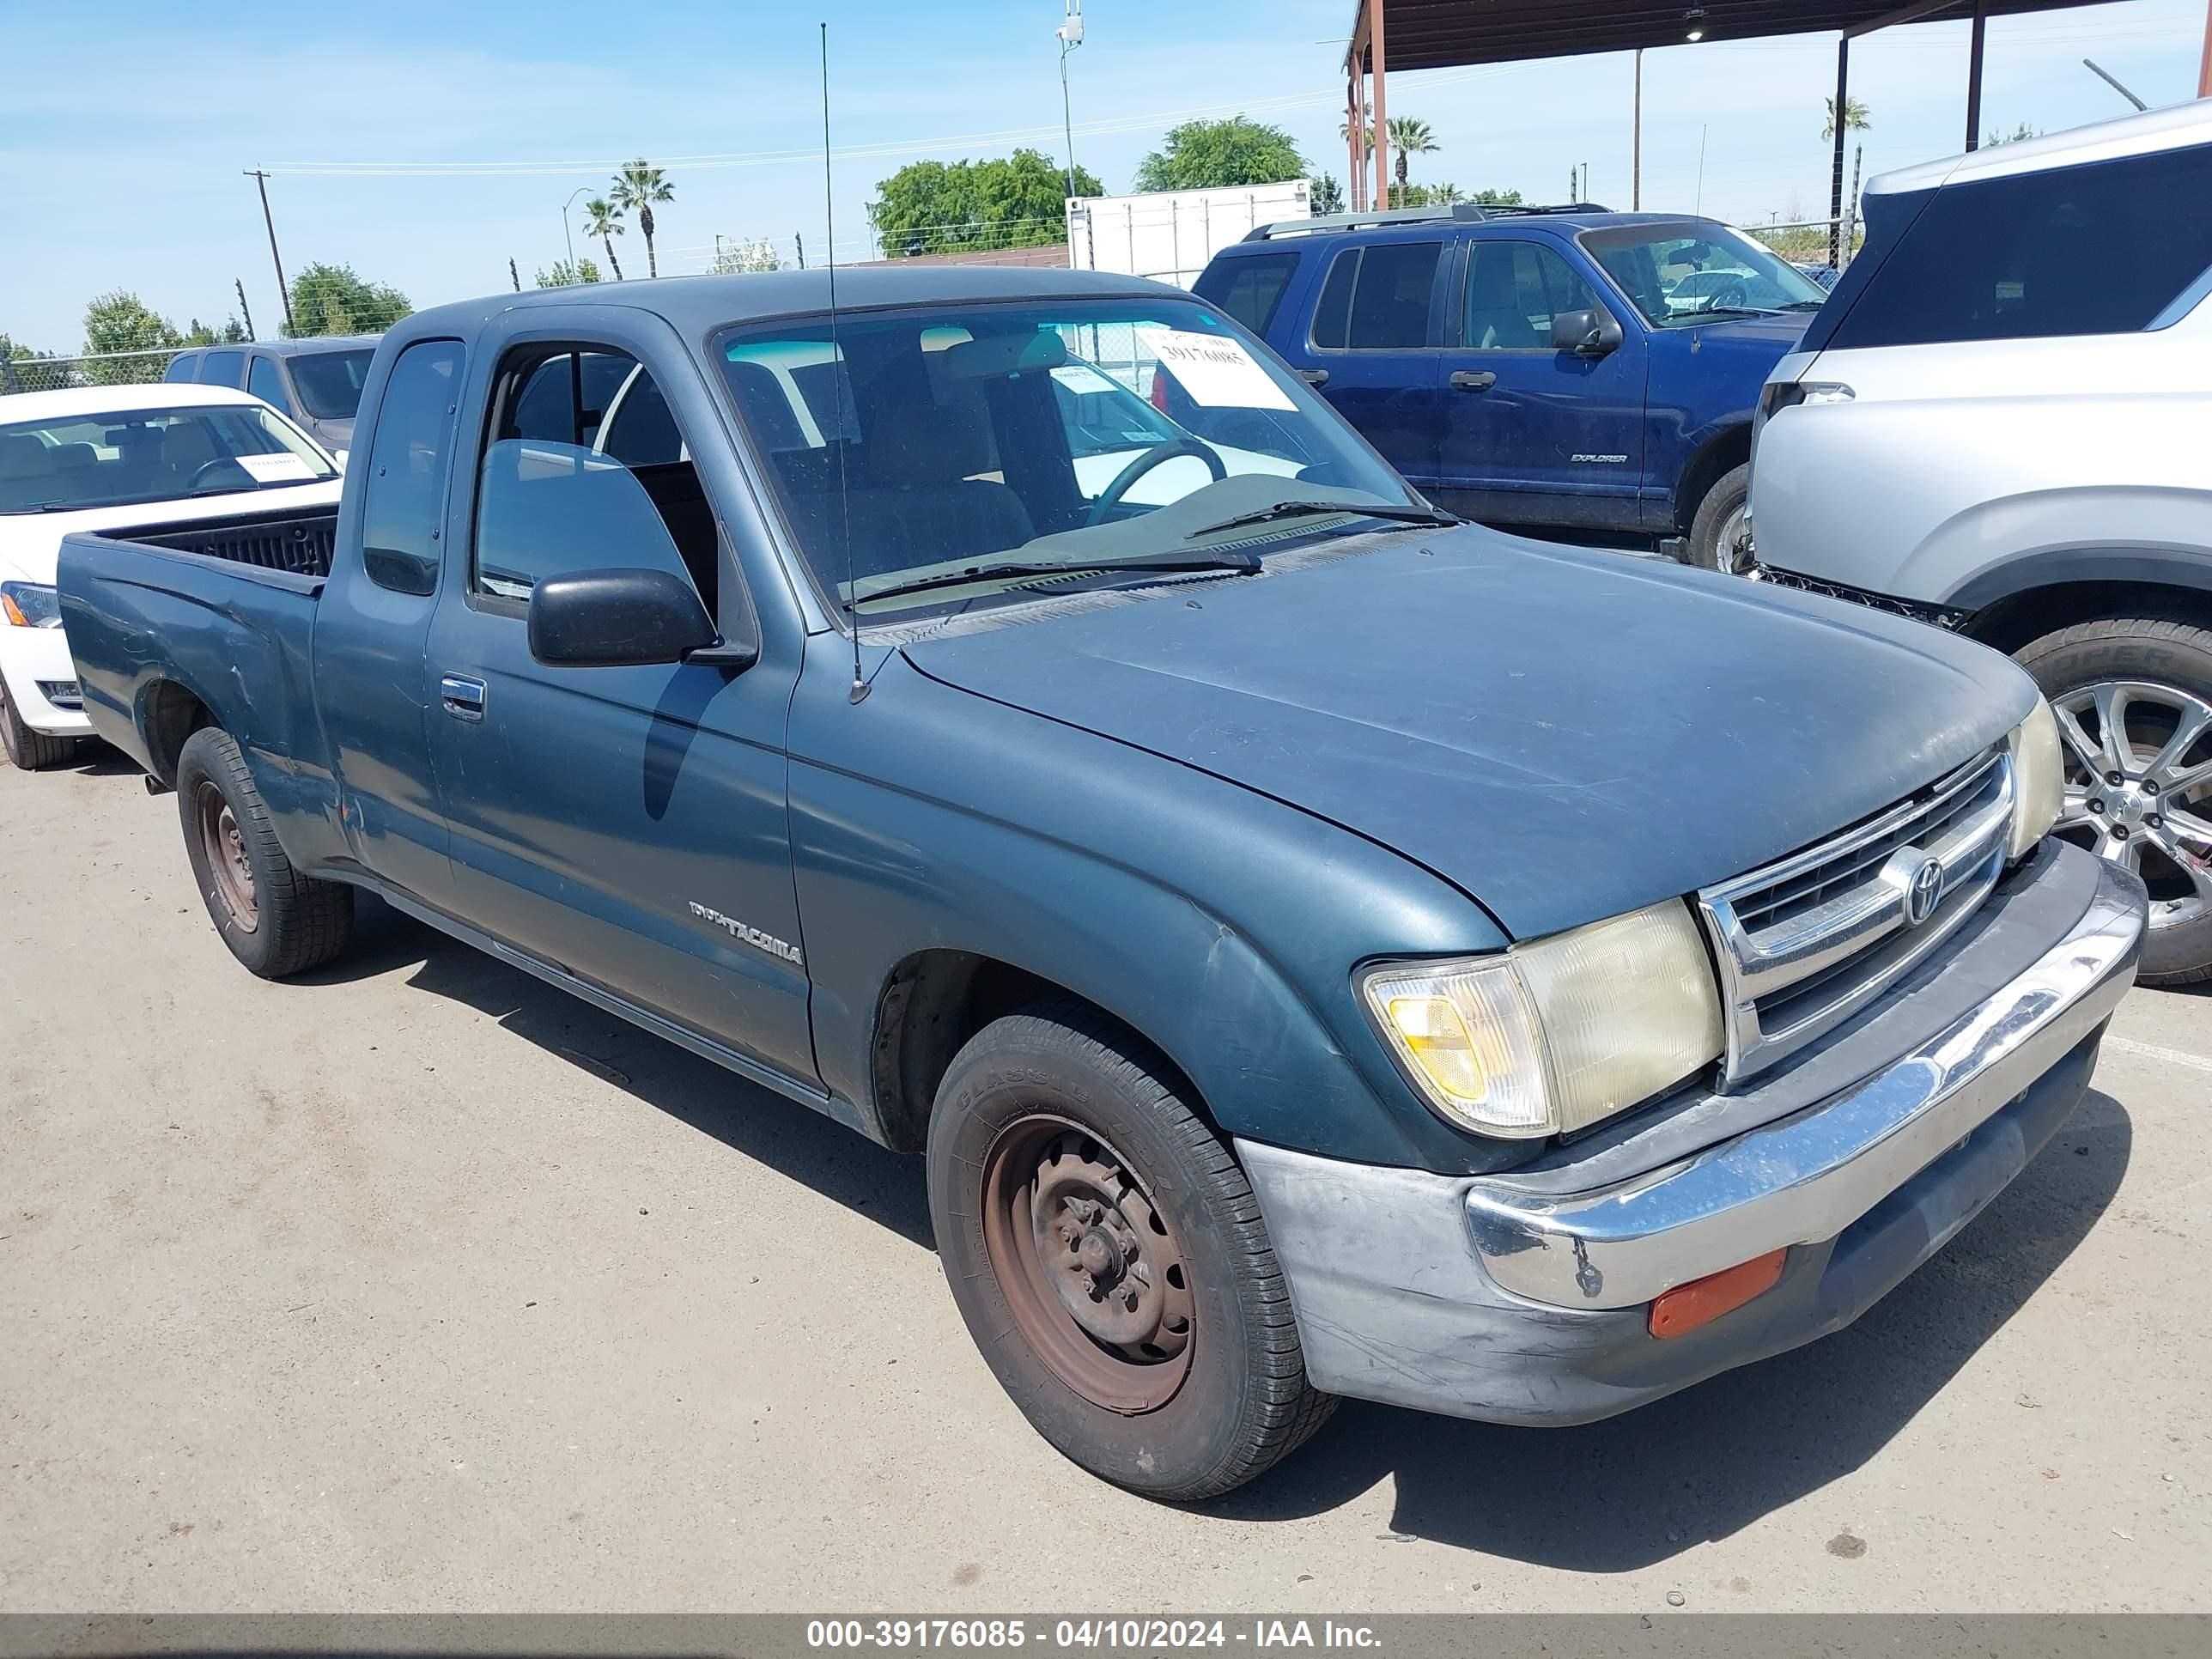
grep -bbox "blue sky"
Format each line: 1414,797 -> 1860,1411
3,0 -> 2205,349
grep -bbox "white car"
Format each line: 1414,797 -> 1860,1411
1,382 -> 344,769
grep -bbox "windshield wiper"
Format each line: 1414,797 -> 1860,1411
855,550 -> 1262,605
1183,500 -> 1458,540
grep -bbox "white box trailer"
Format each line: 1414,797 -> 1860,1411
1065,180 -> 1312,289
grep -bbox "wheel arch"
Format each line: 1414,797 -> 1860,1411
137,677 -> 219,787
1674,422 -> 1752,530
1950,551 -> 2212,654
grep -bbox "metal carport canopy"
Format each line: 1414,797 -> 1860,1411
1338,0 -> 2130,253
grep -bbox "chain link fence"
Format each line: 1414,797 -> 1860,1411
2,347 -> 186,396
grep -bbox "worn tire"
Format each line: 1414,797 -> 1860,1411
175,726 -> 353,979
1686,462 -> 1752,574
0,677 -> 76,770
2016,614 -> 2212,986
926,1002 -> 1335,1500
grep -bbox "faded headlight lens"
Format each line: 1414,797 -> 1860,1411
0,580 -> 63,629
1361,900 -> 1725,1139
2008,696 -> 2063,861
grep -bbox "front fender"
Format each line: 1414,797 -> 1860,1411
787,647 -> 1519,1172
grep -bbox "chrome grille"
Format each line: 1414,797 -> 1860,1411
1698,749 -> 2014,1086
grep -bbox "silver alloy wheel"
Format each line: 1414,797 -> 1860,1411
2051,678 -> 2212,931
1715,501 -> 1752,574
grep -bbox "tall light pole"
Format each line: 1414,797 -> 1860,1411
1056,2 -> 1085,205
562,185 -> 591,270
1631,48 -> 1643,210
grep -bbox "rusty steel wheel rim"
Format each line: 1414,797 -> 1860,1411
981,1114 -> 1195,1414
195,781 -> 258,934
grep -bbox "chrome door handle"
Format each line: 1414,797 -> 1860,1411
1295,368 -> 1330,387
440,675 -> 488,721
1449,370 -> 1498,392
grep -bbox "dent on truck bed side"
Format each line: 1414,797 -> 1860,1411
58,539 -> 344,865
785,641 -> 1518,1172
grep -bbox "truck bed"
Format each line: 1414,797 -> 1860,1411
99,505 -> 340,580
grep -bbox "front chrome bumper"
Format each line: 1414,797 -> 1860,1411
1464,855 -> 2142,1310
1238,846 -> 2146,1425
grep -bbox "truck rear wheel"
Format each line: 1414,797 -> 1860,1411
2018,616 -> 2212,986
926,1003 -> 1334,1500
0,678 -> 76,770
175,726 -> 353,979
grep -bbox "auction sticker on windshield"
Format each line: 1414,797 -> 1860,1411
1135,327 -> 1294,410
234,453 -> 319,484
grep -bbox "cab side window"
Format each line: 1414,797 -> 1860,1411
473,345 -> 718,612
359,338 -> 465,595
1462,242 -> 1599,350
247,356 -> 293,417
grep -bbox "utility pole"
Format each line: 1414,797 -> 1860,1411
244,169 -> 295,336
1632,49 -> 1643,210
234,278 -> 255,343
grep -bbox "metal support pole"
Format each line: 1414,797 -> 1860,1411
1370,0 -> 1390,210
1829,40 -> 1850,269
1347,71 -> 1365,213
1966,0 -> 1987,150
2200,0 -> 2211,98
245,170 -> 295,336
1632,49 -> 1643,211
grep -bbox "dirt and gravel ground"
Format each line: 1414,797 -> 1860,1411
3,750 -> 2208,1613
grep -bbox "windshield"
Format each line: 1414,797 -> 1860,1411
1581,222 -> 1829,325
0,404 -> 337,514
288,348 -> 375,421
716,296 -> 1421,620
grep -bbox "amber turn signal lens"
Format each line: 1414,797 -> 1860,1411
1647,1249 -> 1788,1340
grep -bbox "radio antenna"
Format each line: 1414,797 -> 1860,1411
821,21 -> 866,705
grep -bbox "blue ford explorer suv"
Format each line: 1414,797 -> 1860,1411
59,268 -> 2141,1501
1194,204 -> 1828,569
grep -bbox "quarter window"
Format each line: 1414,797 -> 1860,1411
1198,252 -> 1301,337
359,339 -> 465,595
199,349 -> 246,387
247,356 -> 293,417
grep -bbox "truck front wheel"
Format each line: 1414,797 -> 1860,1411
926,1004 -> 1335,1500
175,726 -> 353,979
1686,462 -> 1752,574
2018,615 -> 2212,986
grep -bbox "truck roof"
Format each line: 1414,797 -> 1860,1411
0,382 -> 269,422
399,266 -> 1178,343
1869,97 -> 2212,197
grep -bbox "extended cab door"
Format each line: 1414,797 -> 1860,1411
1433,236 -> 1648,530
422,310 -> 817,1086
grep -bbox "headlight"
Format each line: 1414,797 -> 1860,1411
0,580 -> 63,629
1360,900 -> 1724,1139
2008,696 -> 2063,861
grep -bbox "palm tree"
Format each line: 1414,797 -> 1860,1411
583,198 -> 625,281
1822,96 -> 1872,142
1339,104 -> 1374,157
1387,116 -> 1438,187
610,161 -> 674,279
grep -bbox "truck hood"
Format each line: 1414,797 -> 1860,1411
0,480 -> 342,585
901,530 -> 2033,939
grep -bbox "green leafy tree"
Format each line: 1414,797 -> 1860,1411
1310,174 -> 1344,216
1388,116 -> 1438,188
611,161 -> 675,279
180,316 -> 249,346
82,291 -> 184,383
534,256 -> 605,288
1134,118 -> 1306,192
1340,104 -> 1373,159
868,149 -> 1101,258
286,263 -> 410,337
584,198 -> 626,280
1822,96 -> 1871,142
1984,122 -> 2039,147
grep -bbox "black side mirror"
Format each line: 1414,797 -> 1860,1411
1552,307 -> 1625,357
527,567 -> 722,668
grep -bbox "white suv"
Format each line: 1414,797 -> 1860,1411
1749,100 -> 2212,984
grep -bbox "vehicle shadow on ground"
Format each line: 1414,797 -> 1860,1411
301,896 -> 935,1249
1209,1085 -> 2133,1571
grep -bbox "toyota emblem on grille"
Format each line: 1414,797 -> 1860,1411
1904,856 -> 1945,927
